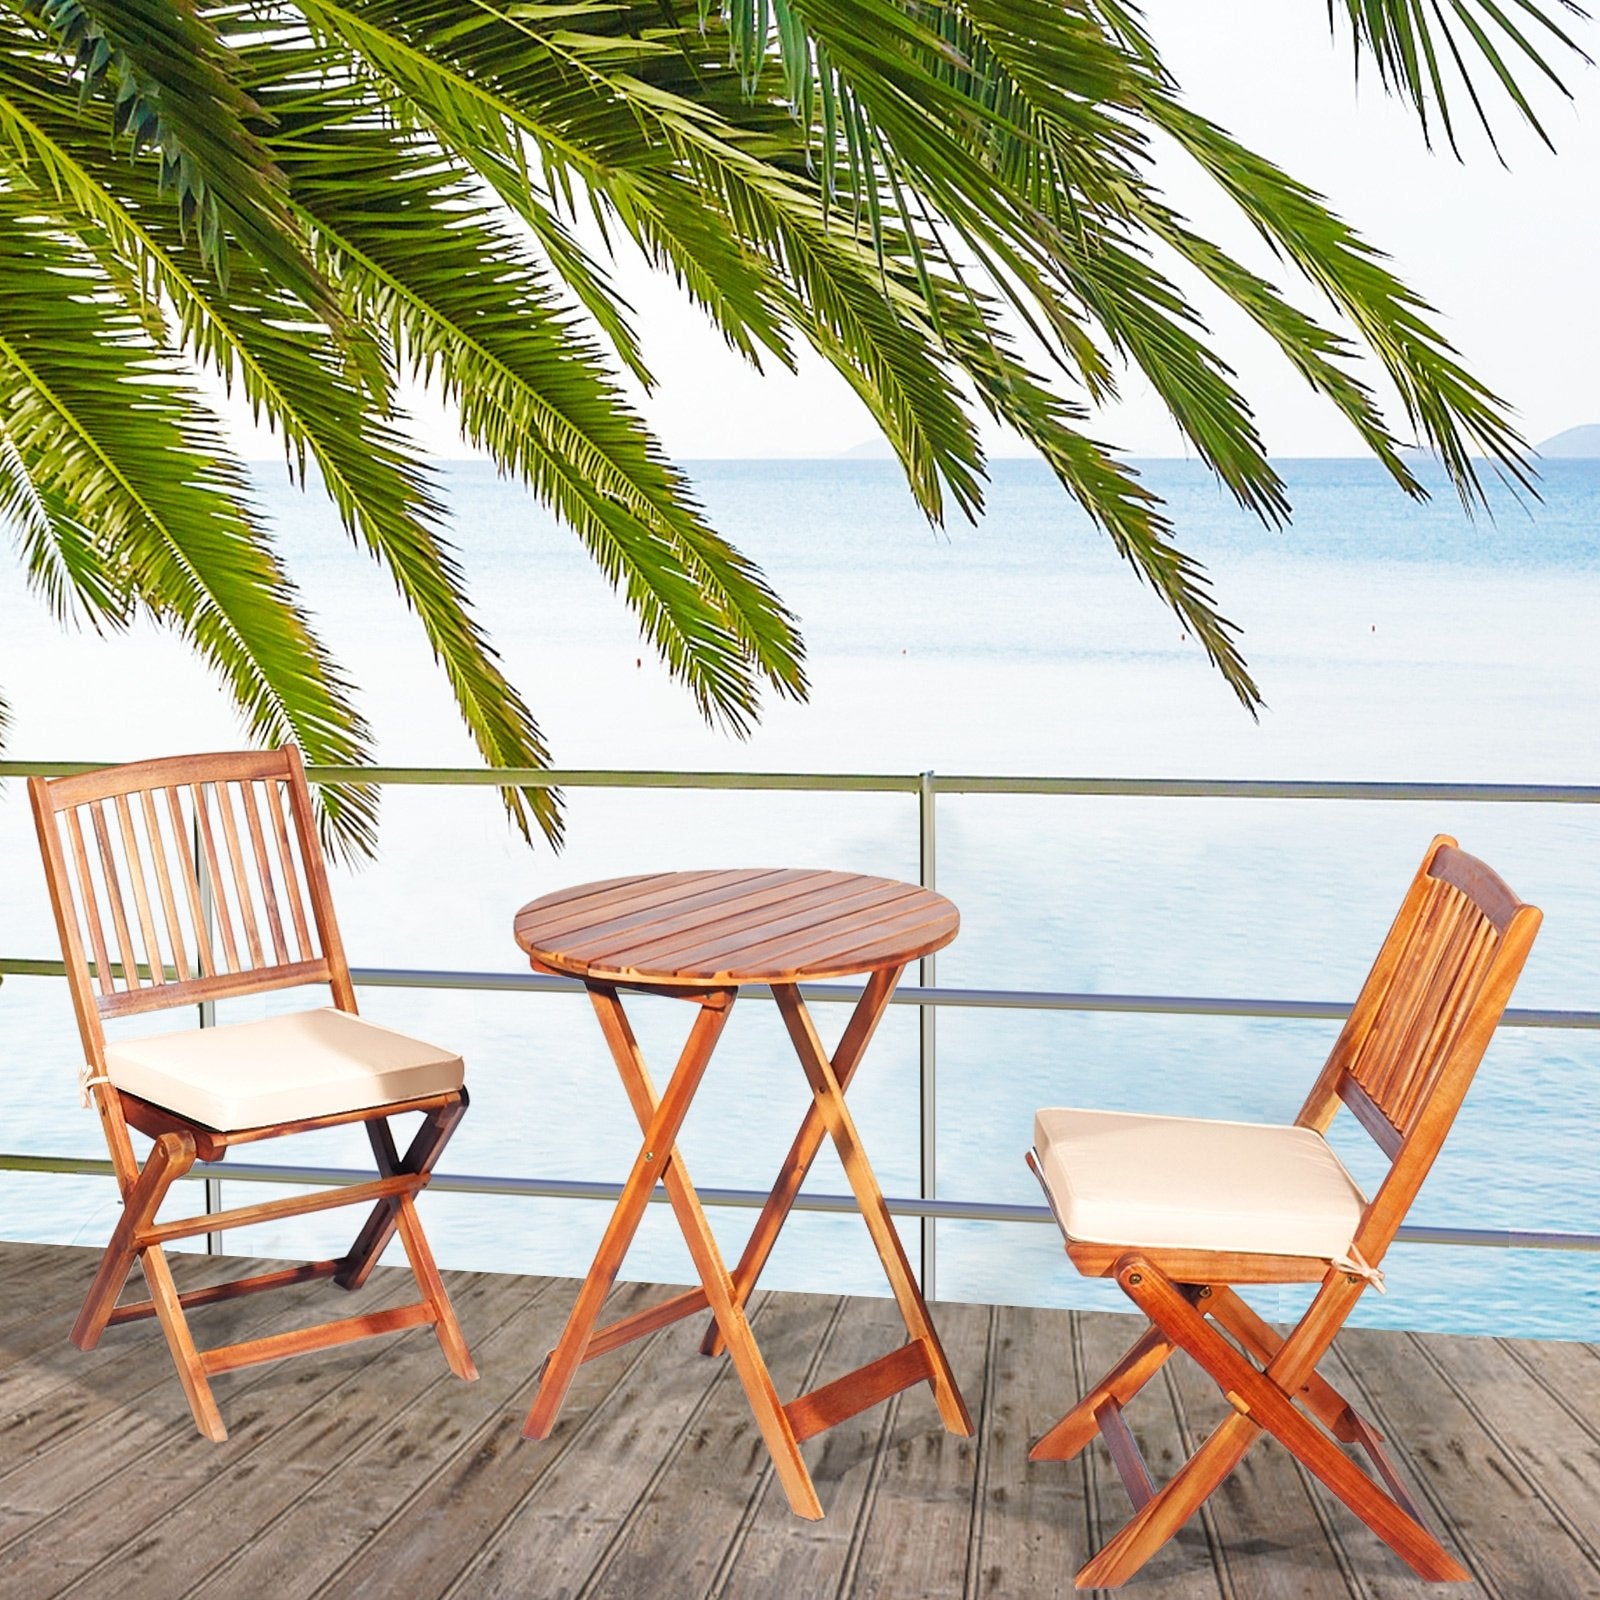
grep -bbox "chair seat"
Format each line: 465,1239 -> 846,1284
104,1007 -> 464,1133
1032,1107 -> 1368,1263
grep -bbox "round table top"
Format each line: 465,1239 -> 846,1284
513,869 -> 959,987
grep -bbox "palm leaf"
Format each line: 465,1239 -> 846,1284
0,194 -> 376,850
8,1 -> 340,316
240,41 -> 808,725
1321,0 -> 1591,153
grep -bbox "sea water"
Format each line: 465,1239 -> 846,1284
0,456 -> 1595,1337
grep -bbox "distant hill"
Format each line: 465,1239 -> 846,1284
835,436 -> 896,459
1538,423 -> 1600,458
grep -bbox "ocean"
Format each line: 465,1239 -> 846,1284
1,456 -> 1596,1338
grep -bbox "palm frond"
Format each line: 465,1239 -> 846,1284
1321,0 -> 1591,153
241,45 -> 808,725
9,1 -> 340,315
1140,92 -> 1533,502
0,194 -> 377,851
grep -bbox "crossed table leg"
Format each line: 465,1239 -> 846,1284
521,965 -> 972,1518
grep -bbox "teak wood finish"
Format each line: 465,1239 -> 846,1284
1029,836 -> 1542,1588
28,747 -> 476,1440
513,868 -> 971,1519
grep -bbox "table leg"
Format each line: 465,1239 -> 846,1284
771,983 -> 973,1437
521,989 -> 731,1443
701,964 -> 902,1358
523,985 -> 826,1519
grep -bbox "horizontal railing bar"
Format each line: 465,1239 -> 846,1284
5,761 -> 1599,805
0,762 -> 921,794
1,1152 -> 1593,1252
927,777 -> 1600,803
2,957 -> 1593,1031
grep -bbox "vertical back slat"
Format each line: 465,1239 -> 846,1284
264,779 -> 314,962
114,794 -> 166,989
193,783 -> 241,974
141,789 -> 191,982
215,782 -> 265,969
89,802 -> 142,991
1360,884 -> 1462,1109
241,783 -> 290,965
1358,885 -> 1493,1134
1346,906 -> 1431,1103
1392,921 -> 1498,1133
1296,847 -> 1448,1136
1377,892 -> 1476,1111
167,786 -> 216,979
64,808 -> 116,996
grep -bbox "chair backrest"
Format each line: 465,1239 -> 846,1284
1297,834 -> 1541,1262
29,748 -> 355,1063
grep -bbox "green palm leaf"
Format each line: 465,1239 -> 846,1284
1322,0 -> 1590,153
242,48 -> 807,725
10,1 -> 339,316
0,194 -> 376,848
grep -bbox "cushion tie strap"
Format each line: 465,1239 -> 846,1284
79,1063 -> 111,1110
1334,1244 -> 1386,1293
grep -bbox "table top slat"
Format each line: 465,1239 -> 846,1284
514,870 -> 958,986
514,868 -> 785,945
552,871 -> 859,964
514,871 -> 662,919
597,878 -> 919,974
671,897 -> 955,983
653,886 -> 929,978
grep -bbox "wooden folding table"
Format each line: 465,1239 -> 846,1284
513,868 -> 973,1518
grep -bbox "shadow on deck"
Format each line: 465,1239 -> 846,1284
0,1240 -> 1596,1599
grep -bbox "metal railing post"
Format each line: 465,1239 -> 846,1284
918,770 -> 937,1302
195,811 -> 222,1256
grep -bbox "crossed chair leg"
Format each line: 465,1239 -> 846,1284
72,1096 -> 477,1441
1031,1254 -> 1468,1589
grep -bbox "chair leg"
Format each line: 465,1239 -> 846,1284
1030,1322 -> 1176,1462
393,1193 -> 477,1381
336,1095 -> 467,1291
1082,1406 -> 1258,1588
1206,1285 -> 1374,1443
74,1130 -> 196,1350
1086,1256 -> 1467,1588
140,1244 -> 227,1441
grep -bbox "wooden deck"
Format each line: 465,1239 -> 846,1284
0,1240 -> 1596,1599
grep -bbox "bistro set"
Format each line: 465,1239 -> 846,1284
23,747 -> 1540,1587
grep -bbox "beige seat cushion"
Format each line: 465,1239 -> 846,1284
1032,1106 -> 1368,1263
104,1007 -> 463,1133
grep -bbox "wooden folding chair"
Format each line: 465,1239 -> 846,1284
29,747 -> 477,1440
1026,836 -> 1541,1587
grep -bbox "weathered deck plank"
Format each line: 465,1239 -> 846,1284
190,1272 -> 555,1599
455,1288 -> 785,1600
0,1242 -> 1596,1600
968,1303 -> 1101,1600
839,1298 -> 991,1600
